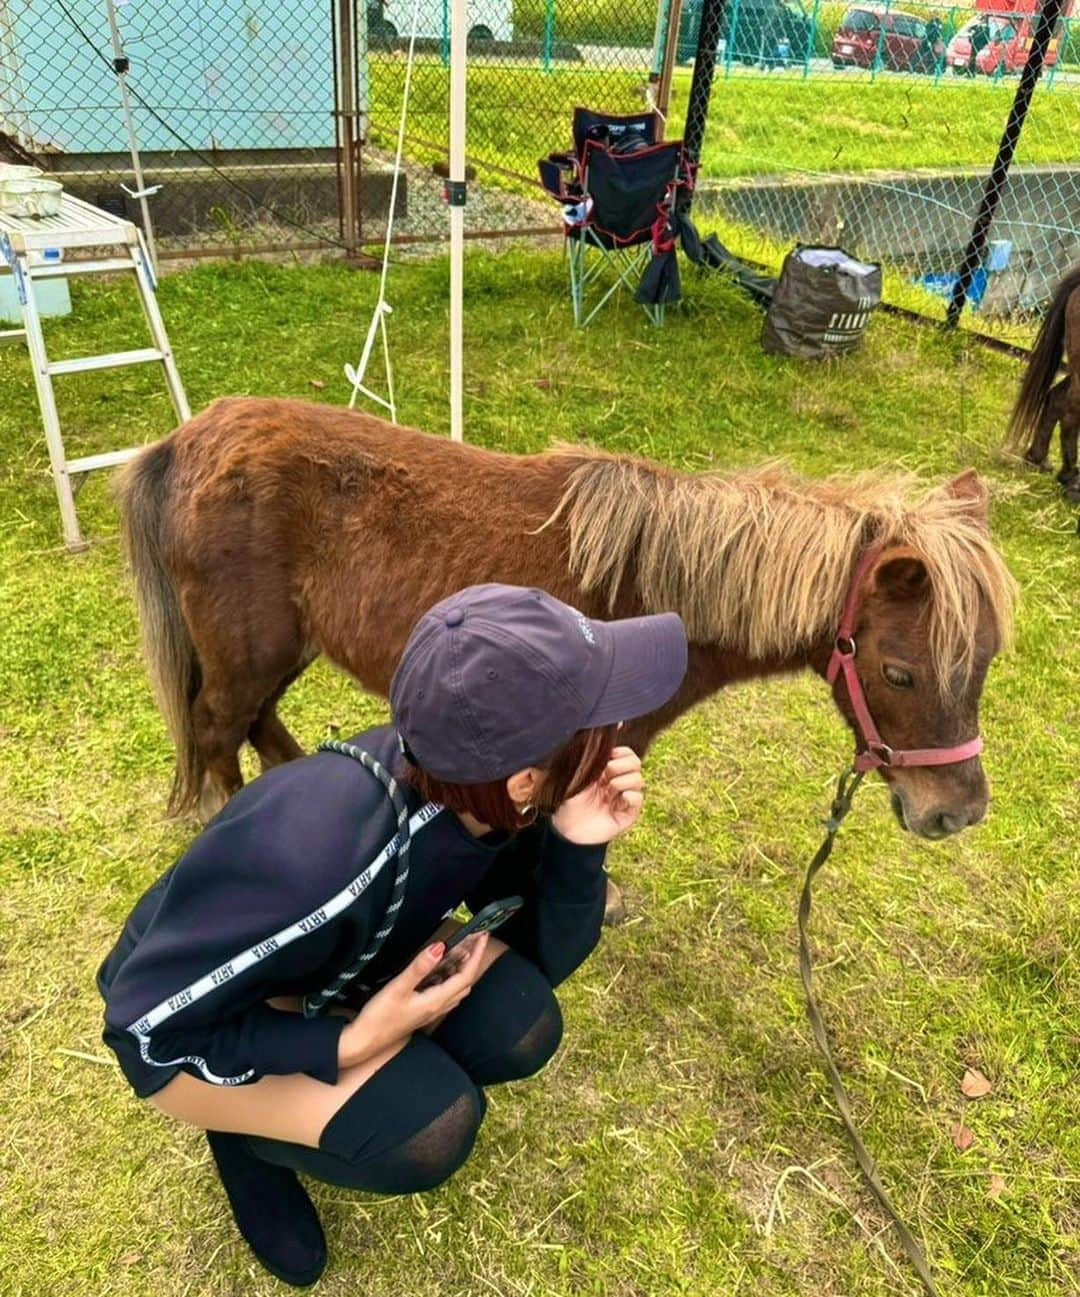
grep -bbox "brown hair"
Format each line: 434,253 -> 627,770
404,723 -> 621,832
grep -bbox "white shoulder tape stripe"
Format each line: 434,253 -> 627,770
127,802 -> 442,1039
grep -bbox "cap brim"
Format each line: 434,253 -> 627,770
583,612 -> 688,727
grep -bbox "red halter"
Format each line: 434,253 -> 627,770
826,549 -> 984,774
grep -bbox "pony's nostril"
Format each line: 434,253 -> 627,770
937,810 -> 971,836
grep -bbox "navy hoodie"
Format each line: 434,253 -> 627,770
97,725 -> 608,1097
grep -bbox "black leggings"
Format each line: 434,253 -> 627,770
246,950 -> 562,1196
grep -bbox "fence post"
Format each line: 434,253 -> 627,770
931,6 -> 952,86
871,0 -> 890,79
651,0 -> 672,78
804,0 -> 820,78
334,0 -> 362,258
1045,14 -> 1062,88
724,0 -> 739,78
682,0 -> 728,197
945,0 -> 1066,327
542,0 -> 556,72
654,0 -> 685,137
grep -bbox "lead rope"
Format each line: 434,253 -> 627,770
301,740 -> 413,1018
798,767 -> 940,1297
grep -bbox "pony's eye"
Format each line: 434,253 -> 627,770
882,663 -> 915,689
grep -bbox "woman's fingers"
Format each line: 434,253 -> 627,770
606,771 -> 644,793
402,940 -> 447,989
454,930 -> 490,981
415,931 -> 489,1008
604,750 -> 641,777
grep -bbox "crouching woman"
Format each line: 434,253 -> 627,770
97,584 -> 687,1286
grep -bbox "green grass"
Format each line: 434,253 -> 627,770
366,58 -> 1080,184
1,251 -> 1077,1297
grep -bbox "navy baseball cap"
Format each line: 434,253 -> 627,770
390,584 -> 688,783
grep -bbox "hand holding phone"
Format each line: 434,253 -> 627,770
415,896 -> 523,990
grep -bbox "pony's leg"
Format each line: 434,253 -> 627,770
602,879 -> 628,927
1056,409 -> 1078,486
185,591 -> 306,821
1023,378 -> 1067,471
191,673 -> 265,821
248,665 -> 312,774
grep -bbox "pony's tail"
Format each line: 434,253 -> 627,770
1006,264 -> 1080,452
117,440 -> 204,816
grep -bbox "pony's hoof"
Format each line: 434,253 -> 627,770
1056,467 -> 1079,487
603,879 -> 629,927
197,777 -> 231,826
1023,454 -> 1053,474
1064,479 -> 1080,506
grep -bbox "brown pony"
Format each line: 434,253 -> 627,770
1009,262 -> 1080,501
118,398 -> 1016,865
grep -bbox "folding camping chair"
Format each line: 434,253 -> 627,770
539,108 -> 692,327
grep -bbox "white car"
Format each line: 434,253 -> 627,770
369,0 -> 513,43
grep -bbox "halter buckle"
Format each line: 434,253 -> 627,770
868,742 -> 894,766
835,634 -> 857,658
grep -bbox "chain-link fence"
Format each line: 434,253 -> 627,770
1,0 -> 1075,337
679,0 -> 1080,341
0,0 -> 660,258
3,0 -> 345,254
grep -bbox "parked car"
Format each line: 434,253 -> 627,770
678,0 -> 813,67
945,12 -> 1065,75
367,0 -> 511,46
831,6 -> 939,71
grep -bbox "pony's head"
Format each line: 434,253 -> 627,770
551,457 -> 1017,841
830,471 -> 1012,839
829,482 -> 1006,835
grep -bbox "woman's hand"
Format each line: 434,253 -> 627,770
338,932 -> 490,1068
551,746 -> 645,846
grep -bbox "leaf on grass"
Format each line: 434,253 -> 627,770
961,1067 -> 992,1099
951,1122 -> 974,1152
309,379 -> 325,390
987,1174 -> 1006,1200
119,1252 -> 142,1266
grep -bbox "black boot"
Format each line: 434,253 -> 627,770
206,1130 -> 327,1287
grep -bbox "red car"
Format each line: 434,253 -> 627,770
946,13 -> 1066,75
831,6 -> 938,70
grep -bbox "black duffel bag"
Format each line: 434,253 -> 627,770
762,246 -> 881,360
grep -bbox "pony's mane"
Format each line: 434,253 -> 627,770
546,452 -> 1017,694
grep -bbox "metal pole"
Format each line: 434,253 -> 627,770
945,0 -> 1066,328
682,0 -> 728,189
103,0 -> 159,273
335,0 -> 361,257
448,0 -> 466,442
804,0 -> 820,78
653,0 -> 685,139
650,0 -> 671,77
725,0 -> 739,79
542,0 -> 556,72
358,0 -> 371,140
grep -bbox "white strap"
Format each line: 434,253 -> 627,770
127,803 -> 442,1084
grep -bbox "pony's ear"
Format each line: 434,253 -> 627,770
871,546 -> 930,602
940,468 -> 991,531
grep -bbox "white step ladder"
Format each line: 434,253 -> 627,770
0,193 -> 190,552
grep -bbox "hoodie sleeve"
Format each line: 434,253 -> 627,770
140,1003 -> 347,1087
103,753 -> 398,1088
464,820 -> 608,987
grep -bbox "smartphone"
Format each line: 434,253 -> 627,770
416,896 -> 524,990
